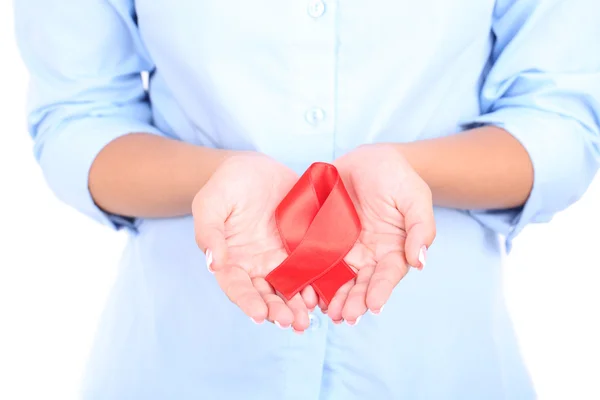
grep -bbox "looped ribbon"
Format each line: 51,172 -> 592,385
265,162 -> 361,306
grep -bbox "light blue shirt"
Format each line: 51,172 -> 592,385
15,1 -> 600,399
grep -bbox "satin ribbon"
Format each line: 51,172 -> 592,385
265,162 -> 361,306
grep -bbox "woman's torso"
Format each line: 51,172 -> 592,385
82,1 -> 535,399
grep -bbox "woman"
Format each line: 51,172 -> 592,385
15,1 -> 600,399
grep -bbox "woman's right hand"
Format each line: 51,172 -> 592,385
193,152 -> 316,332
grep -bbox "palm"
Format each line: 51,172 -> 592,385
221,179 -> 289,278
326,145 -> 434,324
194,153 -> 317,331
348,176 -> 408,271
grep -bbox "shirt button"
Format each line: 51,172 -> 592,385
307,0 -> 326,18
305,107 -> 326,126
308,313 -> 321,331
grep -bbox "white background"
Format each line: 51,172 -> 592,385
1,4 -> 599,399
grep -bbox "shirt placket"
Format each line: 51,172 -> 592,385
278,2 -> 338,400
284,0 -> 338,167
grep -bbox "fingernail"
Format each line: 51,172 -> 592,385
371,305 -> 385,315
309,307 -> 316,313
332,318 -> 344,325
321,308 -> 328,314
347,315 -> 362,326
418,246 -> 427,269
274,321 -> 290,330
292,328 -> 304,335
250,317 -> 263,325
205,249 -> 214,273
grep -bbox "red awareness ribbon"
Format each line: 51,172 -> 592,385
265,162 -> 361,306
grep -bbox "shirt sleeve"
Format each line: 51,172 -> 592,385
14,0 -> 166,230
464,0 -> 600,251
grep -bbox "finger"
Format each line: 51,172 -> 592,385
326,279 -> 354,324
253,278 -> 294,327
402,183 -> 436,269
287,294 -> 310,333
366,251 -> 409,313
192,188 -> 230,271
318,297 -> 328,314
214,266 -> 268,322
342,266 -> 374,324
301,285 -> 318,312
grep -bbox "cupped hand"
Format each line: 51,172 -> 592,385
193,152 -> 318,332
326,144 -> 436,324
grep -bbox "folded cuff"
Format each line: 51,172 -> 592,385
39,116 -> 164,231
464,107 -> 591,252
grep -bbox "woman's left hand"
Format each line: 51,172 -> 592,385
325,144 -> 436,324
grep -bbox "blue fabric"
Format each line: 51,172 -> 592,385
15,0 -> 600,398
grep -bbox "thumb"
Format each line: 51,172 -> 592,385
402,186 -> 436,270
193,191 -> 229,272
196,225 -> 228,273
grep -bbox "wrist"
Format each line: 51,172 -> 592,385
391,142 -> 428,178
192,145 -> 249,170
368,142 -> 429,189
183,146 -> 242,210
389,142 -> 437,205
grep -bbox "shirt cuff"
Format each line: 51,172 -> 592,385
464,107 -> 588,252
38,116 -> 164,231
